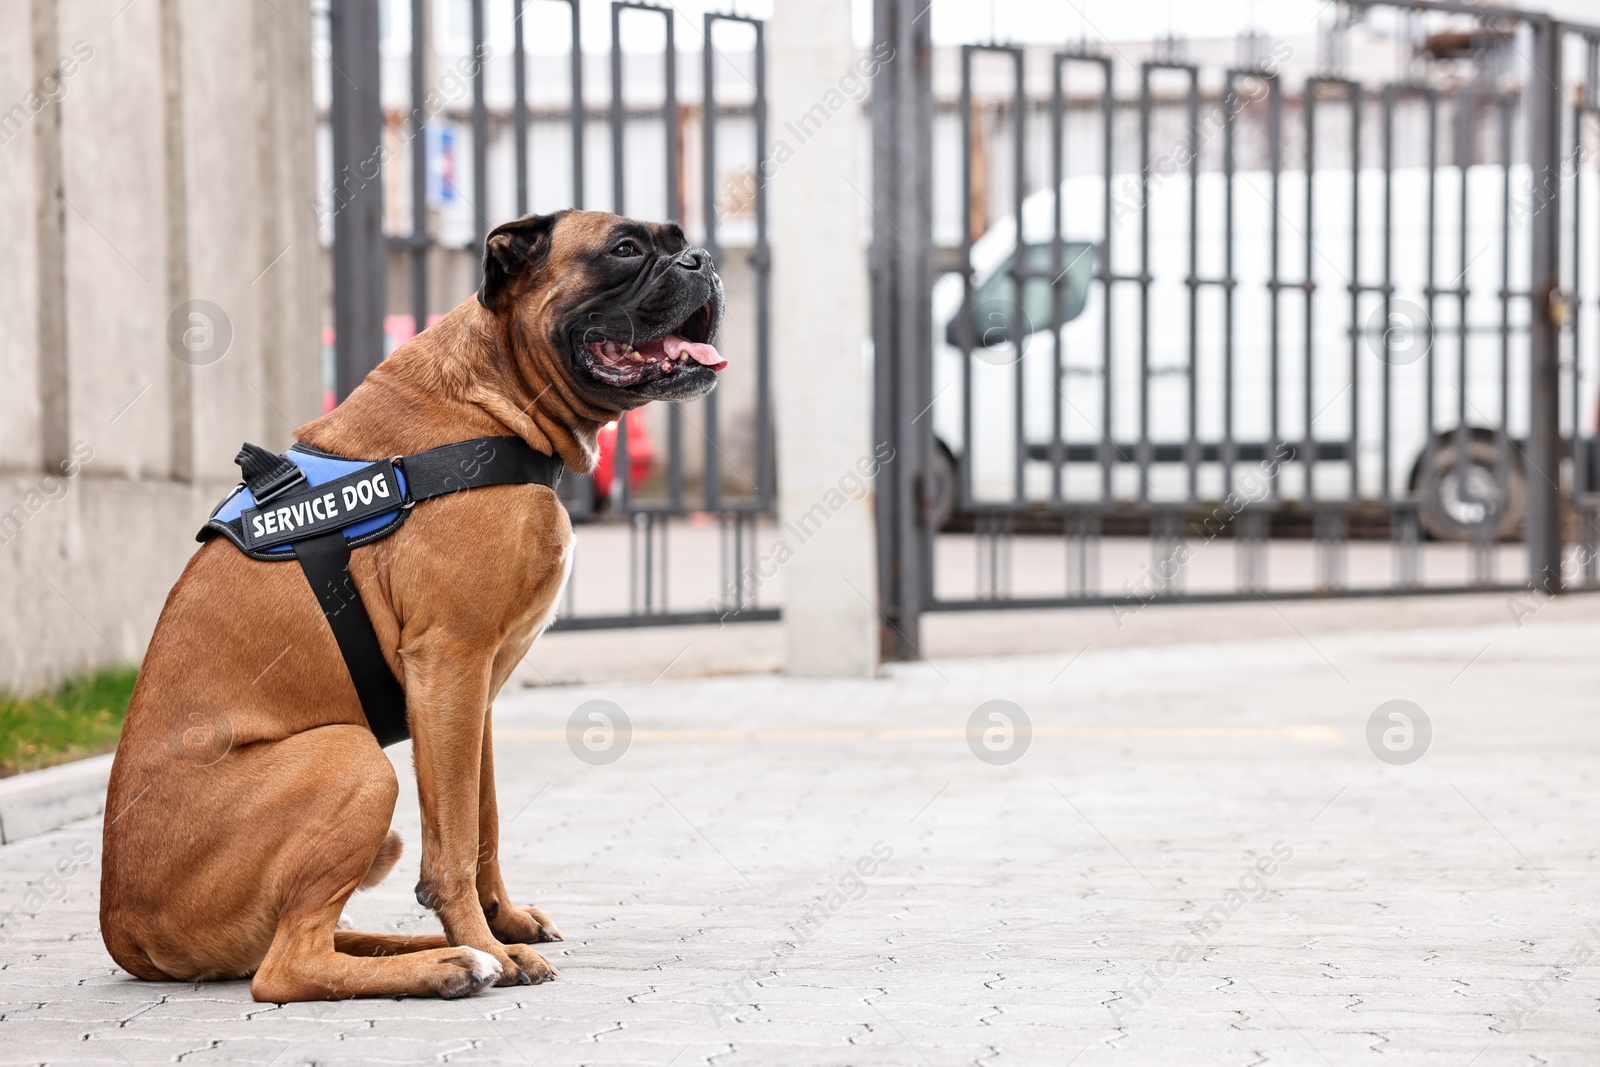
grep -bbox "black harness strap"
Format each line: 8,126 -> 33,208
232,436 -> 564,747
294,532 -> 411,747
397,437 -> 566,506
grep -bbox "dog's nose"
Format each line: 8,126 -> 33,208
675,248 -> 709,272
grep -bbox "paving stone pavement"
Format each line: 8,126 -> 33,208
2,607 -> 1599,1065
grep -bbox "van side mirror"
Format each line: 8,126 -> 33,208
945,240 -> 1098,352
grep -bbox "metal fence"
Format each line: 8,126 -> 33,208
321,0 -> 774,630
872,0 -> 1600,658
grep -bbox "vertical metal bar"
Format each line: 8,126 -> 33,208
700,37 -> 718,320
697,12 -> 718,517
1501,95 -> 1514,443
696,15 -> 719,512
409,0 -> 428,335
959,47 -> 975,511
1422,91 -> 1439,519
1055,53 -> 1114,515
610,3 -> 624,213
1004,50 -> 1024,509
1049,57 -> 1065,509
1303,81 -> 1317,504
705,13 -> 770,509
331,0 -> 385,400
1137,62 -> 1152,500
1527,17 -> 1564,594
1184,67 -> 1199,504
1348,84 -> 1362,503
1235,510 -> 1266,591
752,21 -> 772,508
1455,92 -> 1473,533
1568,92 -> 1582,512
1267,74 -> 1282,496
1098,59 -> 1113,504
871,0 -> 934,655
1222,72 -> 1241,496
514,0 -> 529,216
628,510 -> 639,613
1394,504 -> 1420,589
664,15 -> 679,224
570,0 -> 584,208
1314,508 -> 1345,591
1491,91 -> 1516,572
1380,85 -> 1397,506
616,413 -> 630,513
1010,49 -> 1025,509
1586,43 -> 1600,522
609,2 -> 678,521
643,513 -> 655,613
471,0 -> 488,284
1066,512 -> 1100,596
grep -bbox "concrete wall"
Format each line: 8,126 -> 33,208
0,0 -> 321,692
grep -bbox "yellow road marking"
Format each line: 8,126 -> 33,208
495,725 -> 1343,743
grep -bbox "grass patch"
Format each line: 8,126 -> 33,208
0,667 -> 138,777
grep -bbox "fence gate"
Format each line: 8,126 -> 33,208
320,0 -> 773,630
872,0 -> 1600,658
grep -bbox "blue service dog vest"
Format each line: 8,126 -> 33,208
200,437 -> 565,746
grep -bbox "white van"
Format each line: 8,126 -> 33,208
930,164 -> 1598,539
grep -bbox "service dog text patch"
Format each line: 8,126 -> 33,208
239,462 -> 401,550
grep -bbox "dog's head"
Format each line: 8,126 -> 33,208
476,210 -> 726,410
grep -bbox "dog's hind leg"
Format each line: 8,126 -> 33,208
333,931 -> 451,956
247,727 -> 503,1002
255,917 -> 501,1001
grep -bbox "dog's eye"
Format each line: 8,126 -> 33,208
611,240 -> 641,258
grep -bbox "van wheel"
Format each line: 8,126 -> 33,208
1414,437 -> 1525,542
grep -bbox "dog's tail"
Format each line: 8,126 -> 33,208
358,829 -> 404,890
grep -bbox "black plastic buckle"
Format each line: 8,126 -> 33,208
252,467 -> 306,505
391,455 -> 415,509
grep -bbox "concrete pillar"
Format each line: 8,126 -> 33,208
767,0 -> 880,677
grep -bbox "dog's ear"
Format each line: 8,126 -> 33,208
477,213 -> 559,312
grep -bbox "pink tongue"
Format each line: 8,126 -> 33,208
661,334 -> 727,371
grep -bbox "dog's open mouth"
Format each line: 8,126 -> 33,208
582,302 -> 726,388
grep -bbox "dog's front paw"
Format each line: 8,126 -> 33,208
488,902 -> 563,944
436,948 -> 503,999
496,944 -> 558,986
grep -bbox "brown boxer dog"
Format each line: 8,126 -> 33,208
99,210 -> 725,1001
